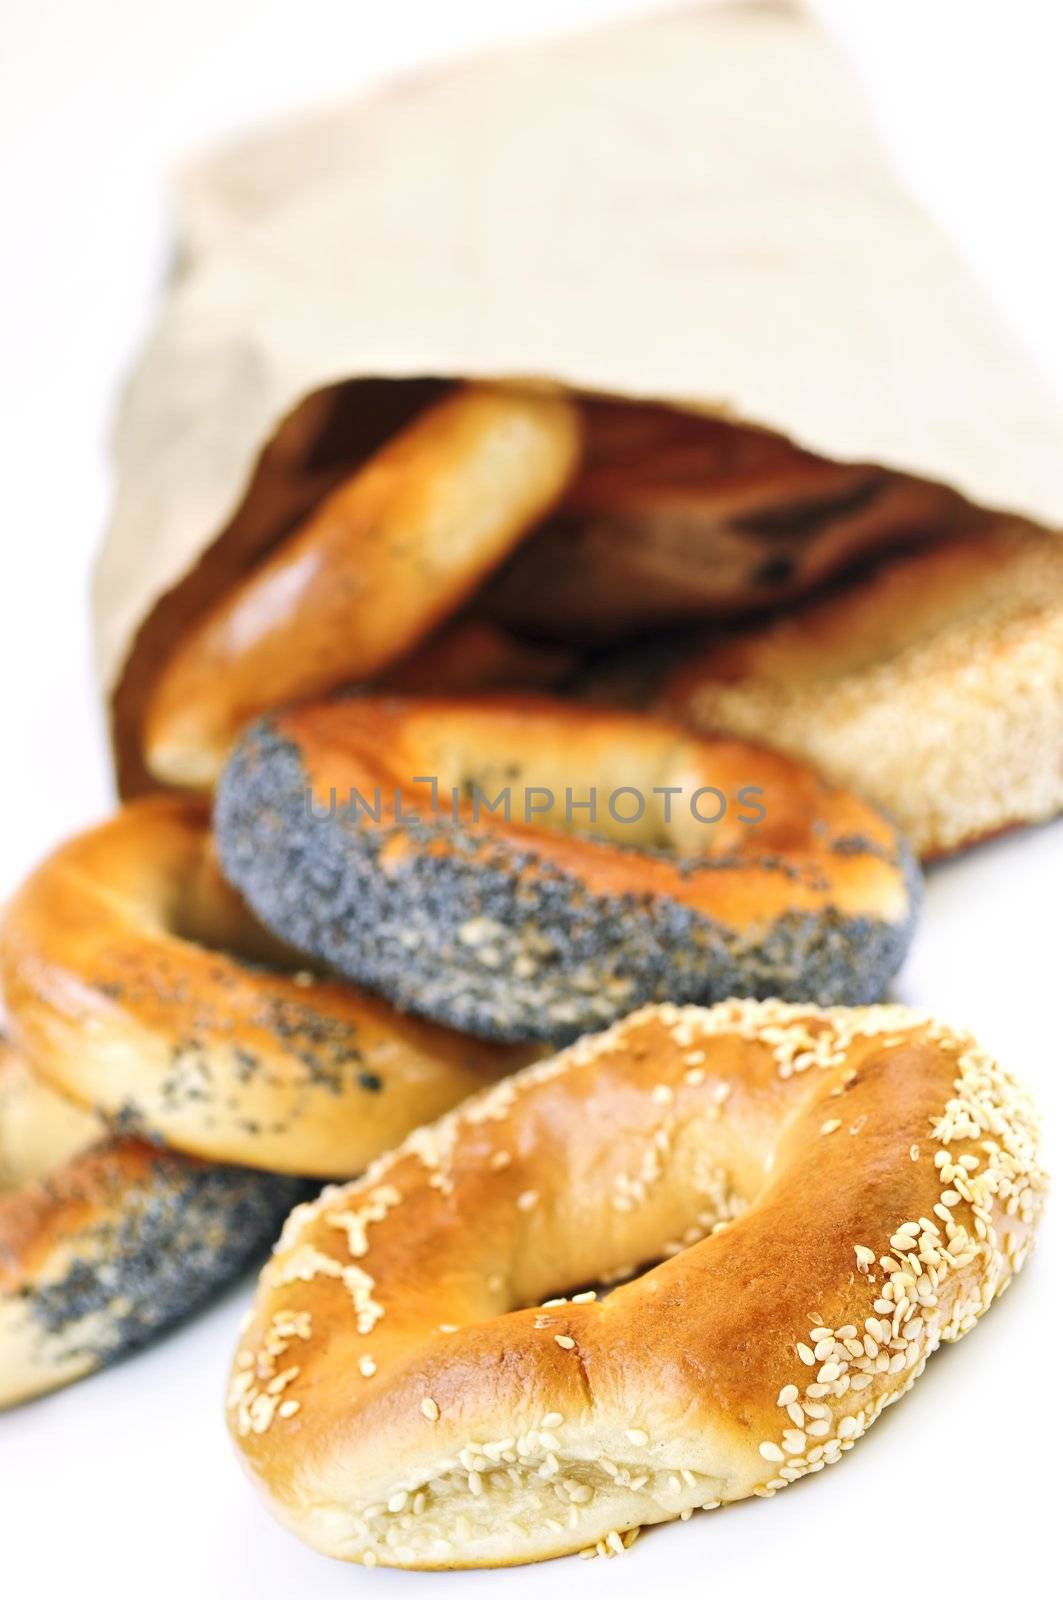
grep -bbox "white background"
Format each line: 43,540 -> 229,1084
0,3 -> 1060,1597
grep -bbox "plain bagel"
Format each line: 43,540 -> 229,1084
227,998 -> 1045,1569
0,1038 -> 302,1408
478,397 -> 967,642
215,695 -> 920,1044
0,797 -> 533,1176
142,383 -> 582,790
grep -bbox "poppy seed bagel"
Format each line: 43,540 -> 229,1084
0,1040 -> 304,1408
215,696 -> 920,1045
0,797 -> 532,1177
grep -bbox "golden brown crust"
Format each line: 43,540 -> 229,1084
142,383 -> 582,790
109,380 -> 448,800
378,620 -> 576,695
217,694 -> 922,1043
0,1041 -> 302,1408
216,694 -> 919,1043
478,398 -> 968,640
227,998 -> 1045,1568
0,797 -> 532,1175
275,695 -> 912,922
662,522 -> 1063,859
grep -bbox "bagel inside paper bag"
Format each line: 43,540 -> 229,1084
94,1 -> 1063,857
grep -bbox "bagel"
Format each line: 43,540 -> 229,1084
142,383 -> 582,790
378,619 -> 576,695
0,1038 -> 302,1408
662,521 -> 1063,859
215,695 -> 919,1044
478,398 -> 967,642
0,797 -> 532,1176
226,997 -> 1044,1570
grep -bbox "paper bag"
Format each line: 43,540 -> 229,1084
93,0 -> 1063,793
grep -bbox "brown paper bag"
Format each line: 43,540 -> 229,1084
94,0 -> 1063,794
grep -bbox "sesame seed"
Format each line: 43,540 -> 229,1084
554,1335 -> 575,1350
626,1428 -> 649,1446
230,1001 -> 1046,1548
820,1118 -> 841,1135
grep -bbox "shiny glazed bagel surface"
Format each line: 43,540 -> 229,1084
143,383 -> 582,789
227,999 -> 1044,1569
216,695 -> 920,1044
0,797 -> 531,1175
0,1040 -> 302,1408
479,398 -> 966,641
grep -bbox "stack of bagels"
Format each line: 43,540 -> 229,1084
1,383 -> 1053,1568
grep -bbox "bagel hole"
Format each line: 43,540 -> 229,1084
507,1220 -> 742,1324
505,1154 -> 749,1316
410,711 -> 756,856
0,1044 -> 100,1189
167,848 -> 332,979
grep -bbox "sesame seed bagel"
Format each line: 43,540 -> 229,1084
663,521 -> 1063,859
0,797 -> 531,1176
0,1038 -> 303,1408
479,398 -> 967,642
215,695 -> 920,1045
143,382 -> 582,791
227,998 -> 1045,1570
